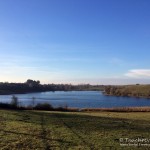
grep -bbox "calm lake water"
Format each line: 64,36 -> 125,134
0,91 -> 150,108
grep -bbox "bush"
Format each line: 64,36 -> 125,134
34,103 -> 53,110
10,95 -> 19,108
0,103 -> 12,109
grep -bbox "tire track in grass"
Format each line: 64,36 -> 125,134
47,113 -> 75,150
0,113 -> 7,146
0,111 -> 10,139
40,114 -> 62,150
53,113 -> 97,150
40,115 -> 51,150
39,113 -> 71,150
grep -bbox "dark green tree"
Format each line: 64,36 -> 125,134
11,95 -> 19,108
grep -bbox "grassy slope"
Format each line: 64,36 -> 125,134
105,84 -> 150,98
0,110 -> 150,150
123,85 -> 150,97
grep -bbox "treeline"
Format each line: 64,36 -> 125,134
0,79 -> 104,95
104,84 -> 150,98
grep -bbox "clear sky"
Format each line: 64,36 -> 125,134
0,0 -> 150,84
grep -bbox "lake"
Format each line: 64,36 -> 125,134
0,91 -> 150,108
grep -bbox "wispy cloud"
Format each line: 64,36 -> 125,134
108,57 -> 137,67
109,58 -> 123,64
0,60 -> 87,83
125,69 -> 150,78
0,54 -> 94,64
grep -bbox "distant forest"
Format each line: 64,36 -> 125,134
104,84 -> 150,98
0,79 -> 104,95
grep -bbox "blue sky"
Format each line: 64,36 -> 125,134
0,0 -> 150,84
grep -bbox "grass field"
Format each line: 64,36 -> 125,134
104,84 -> 150,98
0,109 -> 150,150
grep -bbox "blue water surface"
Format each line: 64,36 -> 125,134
0,91 -> 150,108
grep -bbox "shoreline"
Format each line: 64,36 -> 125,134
1,90 -> 150,99
0,89 -> 102,95
80,106 -> 150,112
1,102 -> 150,112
